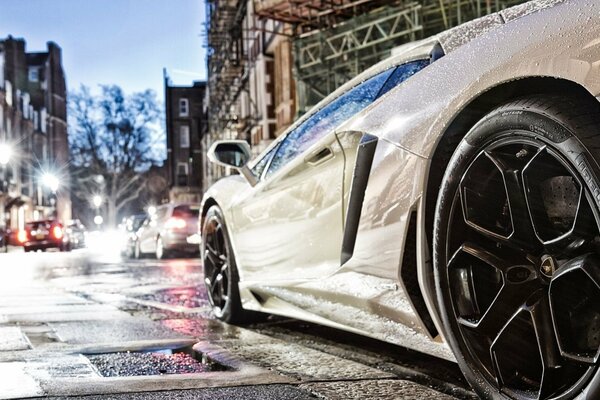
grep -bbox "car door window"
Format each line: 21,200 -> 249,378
376,59 -> 429,99
265,68 -> 394,179
251,143 -> 279,180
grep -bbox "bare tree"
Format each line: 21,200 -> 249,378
69,85 -> 164,227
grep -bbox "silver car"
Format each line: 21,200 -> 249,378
135,203 -> 200,259
201,1 -> 600,399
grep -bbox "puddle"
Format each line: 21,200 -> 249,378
135,287 -> 208,308
85,345 -> 231,377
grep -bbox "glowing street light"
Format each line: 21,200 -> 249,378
42,173 -> 60,192
92,195 -> 103,208
94,215 -> 104,226
0,144 -> 12,166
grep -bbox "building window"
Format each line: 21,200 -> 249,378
22,93 -> 30,119
176,162 -> 189,186
5,81 -> 12,107
180,125 -> 190,148
28,68 -> 39,82
179,98 -> 189,117
40,108 -> 47,133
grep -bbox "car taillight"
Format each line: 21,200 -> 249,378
165,217 -> 186,230
52,226 -> 63,240
17,230 -> 28,243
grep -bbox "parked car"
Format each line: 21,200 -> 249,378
200,2 -> 600,399
19,220 -> 70,252
0,227 -> 7,252
122,213 -> 147,258
65,219 -> 87,249
135,203 -> 200,259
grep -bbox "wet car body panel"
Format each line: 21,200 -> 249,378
201,0 -> 600,360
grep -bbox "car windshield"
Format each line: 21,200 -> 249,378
26,221 -> 54,230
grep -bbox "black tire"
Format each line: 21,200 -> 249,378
434,95 -> 600,399
202,205 -> 260,324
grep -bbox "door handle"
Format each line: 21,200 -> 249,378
305,146 -> 333,166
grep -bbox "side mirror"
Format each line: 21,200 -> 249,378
208,140 -> 257,186
208,140 -> 252,169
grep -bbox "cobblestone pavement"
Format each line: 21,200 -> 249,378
0,248 -> 475,399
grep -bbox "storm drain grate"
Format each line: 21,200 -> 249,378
86,346 -> 231,377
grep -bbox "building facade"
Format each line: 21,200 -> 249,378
0,36 -> 70,234
164,74 -> 208,202
205,0 -> 297,187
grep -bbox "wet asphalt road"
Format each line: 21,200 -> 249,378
0,245 -> 475,399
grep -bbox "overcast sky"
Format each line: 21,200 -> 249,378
0,0 -> 207,98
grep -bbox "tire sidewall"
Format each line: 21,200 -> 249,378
434,106 -> 600,400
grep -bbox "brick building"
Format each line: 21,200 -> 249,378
164,73 -> 208,202
0,36 -> 70,233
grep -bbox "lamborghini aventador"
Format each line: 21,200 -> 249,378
201,1 -> 600,398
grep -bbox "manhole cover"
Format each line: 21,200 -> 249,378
86,346 -> 230,377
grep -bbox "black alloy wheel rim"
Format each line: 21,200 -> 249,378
203,216 -> 230,313
446,135 -> 600,399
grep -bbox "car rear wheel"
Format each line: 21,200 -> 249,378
434,95 -> 600,399
202,205 -> 259,324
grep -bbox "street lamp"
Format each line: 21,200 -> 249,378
42,173 -> 59,193
93,215 -> 103,227
0,144 -> 11,166
92,195 -> 103,208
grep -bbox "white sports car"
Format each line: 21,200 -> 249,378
201,1 -> 600,398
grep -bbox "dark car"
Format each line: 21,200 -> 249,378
65,219 -> 87,249
19,220 -> 70,252
122,213 -> 147,258
135,203 -> 200,259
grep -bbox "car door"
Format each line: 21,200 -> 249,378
231,67 -> 399,283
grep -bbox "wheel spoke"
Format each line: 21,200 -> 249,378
460,242 -> 512,274
205,236 -> 219,257
211,274 -> 224,305
204,248 -> 221,268
485,151 -> 540,251
529,292 -> 563,400
458,277 -> 539,338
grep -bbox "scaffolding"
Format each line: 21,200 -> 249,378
254,0 -> 527,111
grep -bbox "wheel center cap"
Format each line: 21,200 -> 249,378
540,254 -> 557,277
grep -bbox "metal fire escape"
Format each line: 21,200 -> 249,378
254,0 -> 526,113
206,0 -> 248,140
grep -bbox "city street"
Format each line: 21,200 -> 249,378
0,246 -> 474,400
